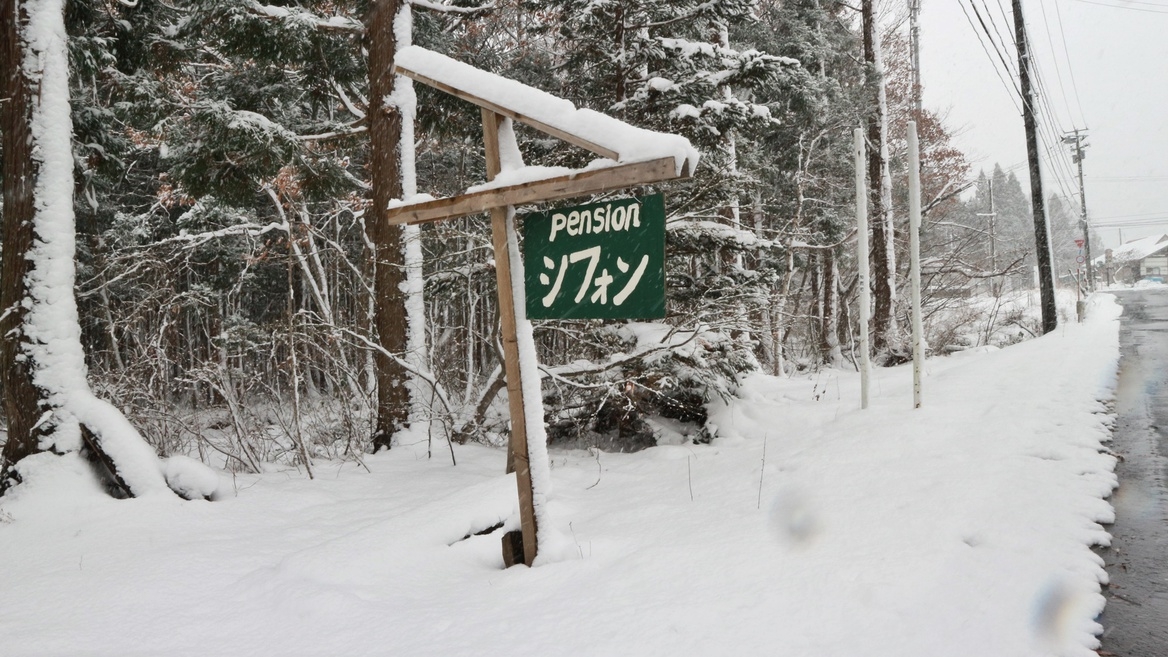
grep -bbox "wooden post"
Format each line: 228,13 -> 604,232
482,109 -> 539,567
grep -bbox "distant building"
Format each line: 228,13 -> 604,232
1096,233 -> 1168,284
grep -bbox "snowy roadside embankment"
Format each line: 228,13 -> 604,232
0,295 -> 1121,657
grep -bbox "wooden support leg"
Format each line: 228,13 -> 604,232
483,109 -> 539,567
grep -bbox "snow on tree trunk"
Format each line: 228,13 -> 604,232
391,3 -> 431,427
1,0 -> 174,497
367,0 -> 412,449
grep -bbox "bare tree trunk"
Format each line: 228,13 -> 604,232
821,248 -> 843,367
367,0 -> 411,450
862,0 -> 898,357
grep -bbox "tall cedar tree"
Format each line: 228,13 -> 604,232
367,0 -> 411,450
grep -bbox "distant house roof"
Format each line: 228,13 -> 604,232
1095,233 -> 1168,265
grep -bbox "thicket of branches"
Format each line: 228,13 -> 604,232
0,0 -> 1084,472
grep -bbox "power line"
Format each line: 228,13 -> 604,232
1090,175 -> 1168,182
1071,0 -> 1168,14
1094,210 -> 1168,220
961,0 -> 1084,212
1051,0 -> 1089,126
964,0 -> 1081,210
1094,219 -> 1168,228
969,1 -> 1022,97
959,0 -> 1023,114
983,0 -> 1016,52
1036,0 -> 1079,130
1023,24 -> 1082,204
1088,0 -> 1168,6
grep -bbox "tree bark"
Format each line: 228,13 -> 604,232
367,0 -> 411,450
0,0 -> 45,481
862,0 -> 898,357
821,248 -> 843,367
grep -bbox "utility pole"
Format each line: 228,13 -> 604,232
1012,0 -> 1058,334
1063,129 -> 1094,291
909,0 -> 923,119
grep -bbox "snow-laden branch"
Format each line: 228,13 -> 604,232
333,83 -> 366,120
296,119 -> 367,142
246,0 -> 364,34
788,229 -> 858,251
541,329 -> 701,382
408,0 -> 495,15
150,220 -> 287,249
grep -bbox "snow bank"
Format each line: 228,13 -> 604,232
162,456 -> 223,501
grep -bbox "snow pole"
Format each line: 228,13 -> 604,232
854,128 -> 870,410
907,122 -> 924,409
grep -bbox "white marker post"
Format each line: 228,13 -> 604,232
854,128 -> 870,410
907,122 -> 924,409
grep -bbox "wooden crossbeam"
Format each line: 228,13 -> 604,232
394,65 -> 621,161
385,156 -> 681,226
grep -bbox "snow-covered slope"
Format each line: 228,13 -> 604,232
0,295 -> 1122,656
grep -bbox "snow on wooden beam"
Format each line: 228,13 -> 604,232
392,46 -> 699,176
385,157 -> 681,226
398,66 -> 620,161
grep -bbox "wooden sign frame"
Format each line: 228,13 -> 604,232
389,47 -> 694,567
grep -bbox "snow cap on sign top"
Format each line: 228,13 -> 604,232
393,46 -> 699,176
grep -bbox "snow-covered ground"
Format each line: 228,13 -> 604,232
0,294 -> 1124,657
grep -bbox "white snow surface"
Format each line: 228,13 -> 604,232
162,456 -> 222,501
20,0 -> 173,497
0,294 -> 1124,656
393,46 -> 699,174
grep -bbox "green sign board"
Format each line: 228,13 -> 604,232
523,194 -> 666,320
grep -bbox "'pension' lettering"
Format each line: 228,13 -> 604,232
546,201 -> 643,242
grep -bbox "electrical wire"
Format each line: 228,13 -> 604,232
1071,0 -> 1168,14
958,0 -> 1023,114
970,0 -> 1021,95
1022,21 -> 1083,205
1089,175 -> 1168,182
1036,0 -> 1080,131
1051,0 -> 1089,126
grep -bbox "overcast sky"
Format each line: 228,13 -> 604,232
918,0 -> 1168,250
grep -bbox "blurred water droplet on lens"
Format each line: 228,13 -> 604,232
1031,578 -> 1081,650
770,484 -> 820,548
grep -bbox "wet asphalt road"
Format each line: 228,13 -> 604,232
1097,288 -> 1168,657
